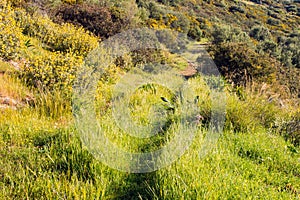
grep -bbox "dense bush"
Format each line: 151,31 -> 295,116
0,25 -> 24,60
0,2 -> 25,60
249,25 -> 272,41
210,42 -> 277,86
260,41 -> 281,58
156,0 -> 180,7
5,0 -> 28,7
276,66 -> 300,98
274,112 -> 300,146
53,3 -> 132,38
0,1 -> 99,93
277,34 -> 300,68
148,2 -> 163,19
148,10 -> 191,34
169,13 -> 190,33
22,52 -> 83,91
188,24 -> 203,41
229,5 -> 245,14
210,24 -> 251,45
285,5 -> 297,13
15,11 -> 98,56
267,18 -> 280,26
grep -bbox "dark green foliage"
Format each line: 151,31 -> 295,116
277,33 -> 300,68
249,25 -> 272,41
273,112 -> 300,147
148,2 -> 163,19
169,13 -> 190,33
210,24 -> 251,45
285,5 -> 297,13
188,24 -> 202,41
156,0 -> 180,7
53,3 -> 130,38
267,18 -> 280,26
267,10 -> 281,19
229,5 -> 245,14
210,42 -> 276,86
136,0 -> 148,8
256,40 -> 280,58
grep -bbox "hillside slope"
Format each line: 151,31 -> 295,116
0,0 -> 299,199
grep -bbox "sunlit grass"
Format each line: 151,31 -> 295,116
0,67 -> 299,199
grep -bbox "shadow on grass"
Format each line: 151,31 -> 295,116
33,129 -> 96,182
118,172 -> 159,200
32,128 -> 163,199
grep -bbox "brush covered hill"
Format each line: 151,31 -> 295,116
0,0 -> 300,199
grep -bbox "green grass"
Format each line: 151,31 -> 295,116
1,73 -> 299,199
0,60 -> 14,73
0,0 -> 299,198
1,108 -> 299,199
0,74 -> 28,100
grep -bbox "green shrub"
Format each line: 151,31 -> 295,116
267,18 -> 280,26
225,95 -> 259,133
21,52 -> 83,92
0,2 -> 25,60
156,0 -> 180,7
15,10 -> 98,56
285,5 -> 297,13
148,2 -> 163,20
229,5 -> 245,14
276,66 -> 300,98
210,24 -> 251,45
0,23 -> 24,60
249,25 -> 272,41
277,34 -> 300,68
267,10 -> 280,19
274,112 -> 300,146
209,42 -> 277,86
256,40 -> 280,57
188,24 -> 203,41
169,13 -> 190,33
53,3 -> 132,38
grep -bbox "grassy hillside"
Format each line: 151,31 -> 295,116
0,0 -> 300,199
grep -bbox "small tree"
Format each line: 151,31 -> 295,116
249,25 -> 272,41
210,42 -> 277,86
210,24 -> 251,45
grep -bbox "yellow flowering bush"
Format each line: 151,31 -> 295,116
22,52 -> 83,92
15,10 -> 98,57
0,2 -> 25,60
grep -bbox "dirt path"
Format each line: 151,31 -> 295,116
179,42 -> 219,78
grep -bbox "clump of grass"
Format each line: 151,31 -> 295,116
273,111 -> 300,147
0,60 -> 14,73
32,88 -> 72,120
225,94 -> 260,133
0,61 -> 32,101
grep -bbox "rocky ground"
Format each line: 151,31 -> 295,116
0,60 -> 33,110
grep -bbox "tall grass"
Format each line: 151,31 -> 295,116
1,73 -> 299,199
1,107 -> 299,199
0,74 -> 29,100
33,88 -> 72,120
